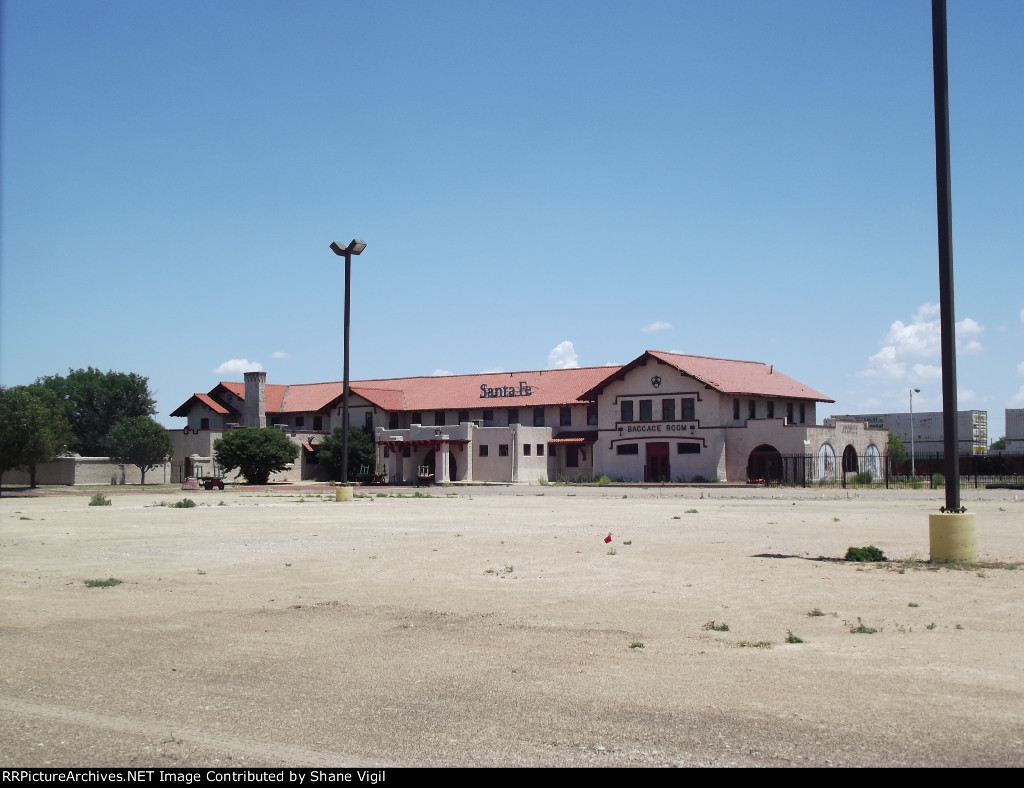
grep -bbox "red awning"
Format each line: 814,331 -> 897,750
377,439 -> 469,452
548,431 -> 598,445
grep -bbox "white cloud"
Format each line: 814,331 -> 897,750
1010,385 -> 1024,406
213,358 -> 263,375
1020,307 -> 1024,324
432,368 -> 454,376
959,388 -> 976,403
642,321 -> 673,332
548,340 -> 580,369
861,303 -> 984,380
1017,361 -> 1024,376
479,366 -> 505,374
271,351 -> 289,359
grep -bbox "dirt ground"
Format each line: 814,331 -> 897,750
1,483 -> 1022,768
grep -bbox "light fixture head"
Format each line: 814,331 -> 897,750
330,239 -> 367,256
913,388 -> 921,393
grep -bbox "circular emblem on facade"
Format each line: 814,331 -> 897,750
651,375 -> 662,388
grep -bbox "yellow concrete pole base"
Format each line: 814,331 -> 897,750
335,485 -> 354,502
928,511 -> 977,562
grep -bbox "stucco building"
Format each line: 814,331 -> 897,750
170,351 -> 885,485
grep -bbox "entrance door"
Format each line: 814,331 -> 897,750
646,442 -> 670,482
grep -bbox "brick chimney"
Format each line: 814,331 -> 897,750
243,371 -> 267,428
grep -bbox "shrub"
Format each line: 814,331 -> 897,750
88,493 -> 112,506
853,471 -> 873,485
172,498 -> 196,508
931,473 -> 945,488
84,577 -> 122,587
845,545 -> 887,563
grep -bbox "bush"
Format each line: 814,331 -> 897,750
853,471 -> 873,485
931,473 -> 945,488
172,498 -> 196,508
213,427 -> 298,485
89,493 -> 112,506
844,545 -> 887,563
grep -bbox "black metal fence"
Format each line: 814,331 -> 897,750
748,451 -> 1024,489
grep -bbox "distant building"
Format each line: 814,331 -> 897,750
1006,408 -> 1024,453
830,410 -> 987,455
170,350 -> 885,485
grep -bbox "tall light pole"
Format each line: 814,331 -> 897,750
909,387 -> 921,478
330,239 -> 367,487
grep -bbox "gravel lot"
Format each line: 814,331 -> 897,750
2,483 -> 1022,767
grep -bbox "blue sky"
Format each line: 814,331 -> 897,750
2,1 -> 1021,441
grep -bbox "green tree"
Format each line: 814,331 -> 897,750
107,416 -> 173,485
36,367 -> 156,457
213,427 -> 298,485
317,426 -> 376,480
989,436 -> 1006,451
0,386 -> 72,493
887,431 -> 907,474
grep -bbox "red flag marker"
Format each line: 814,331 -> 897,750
604,534 -> 612,543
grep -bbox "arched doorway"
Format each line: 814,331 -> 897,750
423,449 -> 458,483
842,445 -> 859,474
747,444 -> 782,483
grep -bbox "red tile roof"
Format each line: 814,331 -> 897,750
180,351 -> 830,418
169,392 -> 234,417
583,350 -> 833,402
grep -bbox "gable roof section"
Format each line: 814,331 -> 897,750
582,350 -> 833,403
169,392 -> 235,418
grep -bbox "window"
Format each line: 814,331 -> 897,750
733,399 -> 740,421
639,400 -> 653,421
548,444 -> 557,458
313,416 -> 323,431
402,446 -> 411,458
482,409 -> 494,423
498,444 -> 509,457
533,407 -> 545,427
767,401 -> 774,419
364,412 -> 373,430
616,444 -> 639,455
566,446 -> 579,467
799,403 -> 806,424
787,403 -> 794,424
523,444 -> 531,456
508,408 -> 519,425
662,399 -> 675,421
587,404 -> 598,425
479,445 -> 489,458
537,444 -> 544,456
677,443 -> 700,454
458,409 -> 469,423
748,400 -> 756,419
389,413 -> 399,429
621,400 -> 634,422
434,410 -> 445,426
560,406 -> 572,426
681,398 -> 695,421
410,412 -> 421,425
200,417 -> 210,430
295,416 -> 305,428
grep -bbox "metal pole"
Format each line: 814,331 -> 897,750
931,0 -> 962,512
342,251 -> 352,485
910,389 -> 916,478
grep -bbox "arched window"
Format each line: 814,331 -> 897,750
818,444 -> 836,480
864,445 -> 881,481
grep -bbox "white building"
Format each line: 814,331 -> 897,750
170,350 -> 886,485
